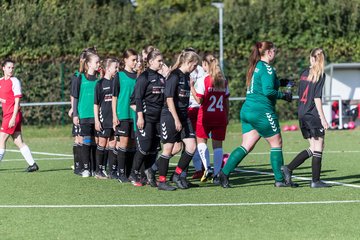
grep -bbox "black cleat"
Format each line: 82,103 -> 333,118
144,168 -> 157,187
172,173 -> 187,189
212,175 -> 220,185
219,171 -> 231,188
73,168 -> 82,176
274,181 -> 290,187
117,173 -> 129,183
281,165 -> 292,184
108,170 -> 119,179
310,180 -> 332,188
158,182 -> 176,191
26,163 -> 39,172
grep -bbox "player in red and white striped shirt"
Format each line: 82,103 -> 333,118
190,53 -> 229,183
0,59 -> 38,172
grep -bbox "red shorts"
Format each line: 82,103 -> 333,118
187,107 -> 199,131
196,123 -> 227,141
1,112 -> 22,135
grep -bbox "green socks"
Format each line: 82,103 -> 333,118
222,146 -> 248,175
270,148 -> 284,182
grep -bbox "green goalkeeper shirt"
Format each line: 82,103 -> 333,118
244,60 -> 284,111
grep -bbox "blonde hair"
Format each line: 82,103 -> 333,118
203,53 -> 225,89
171,50 -> 200,71
308,48 -> 325,82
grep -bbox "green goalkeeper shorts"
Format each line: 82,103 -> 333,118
240,107 -> 280,138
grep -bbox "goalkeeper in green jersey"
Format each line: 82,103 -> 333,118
218,41 -> 295,188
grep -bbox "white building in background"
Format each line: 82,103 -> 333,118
323,63 -> 360,128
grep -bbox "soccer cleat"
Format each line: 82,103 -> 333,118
144,168 -> 157,187
108,170 -> 119,179
73,168 -> 82,176
26,163 -> 39,172
192,170 -> 204,179
81,170 -> 91,178
281,165 -> 299,187
158,182 -> 176,191
219,171 -> 231,188
94,171 -> 108,180
172,173 -> 187,189
117,173 -> 129,183
274,181 -> 290,187
212,175 -> 220,185
310,180 -> 332,188
281,165 -> 292,184
128,173 -> 143,187
200,167 -> 213,182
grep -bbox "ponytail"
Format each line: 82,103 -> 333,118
246,41 -> 274,87
78,46 -> 98,74
308,48 -> 325,83
171,50 -> 200,72
203,53 -> 225,89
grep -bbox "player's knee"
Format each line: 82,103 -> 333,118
172,142 -> 183,155
185,143 -> 196,155
137,141 -> 152,155
13,138 -> 24,148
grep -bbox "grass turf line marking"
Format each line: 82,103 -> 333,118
7,149 -> 72,157
0,200 -> 360,208
2,157 -> 73,162
234,168 -> 360,189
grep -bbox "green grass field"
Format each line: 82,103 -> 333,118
0,123 -> 359,239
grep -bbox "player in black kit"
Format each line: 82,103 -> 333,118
94,58 -> 119,179
154,50 -> 200,191
282,48 -> 331,188
129,49 -> 166,187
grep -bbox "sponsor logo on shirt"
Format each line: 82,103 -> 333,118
179,89 -> 190,98
152,86 -> 164,94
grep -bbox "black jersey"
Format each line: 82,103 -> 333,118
163,68 -> 191,121
297,68 -> 325,126
94,78 -> 113,128
134,69 -> 165,123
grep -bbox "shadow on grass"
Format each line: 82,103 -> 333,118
322,174 -> 360,184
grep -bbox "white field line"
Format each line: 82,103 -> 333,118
7,149 -> 72,157
234,168 -> 360,189
0,200 -> 360,208
2,157 -> 73,162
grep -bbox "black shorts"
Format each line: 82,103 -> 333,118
72,124 -> 80,136
160,113 -> 195,144
136,122 -> 161,154
96,128 -> 114,138
299,118 -> 325,139
79,123 -> 95,137
300,127 -> 325,139
115,120 -> 135,139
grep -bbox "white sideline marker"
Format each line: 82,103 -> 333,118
235,168 -> 360,189
0,200 -> 360,208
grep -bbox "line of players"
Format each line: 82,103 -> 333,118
69,46 -> 229,190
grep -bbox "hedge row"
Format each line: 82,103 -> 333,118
1,0 -> 360,125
